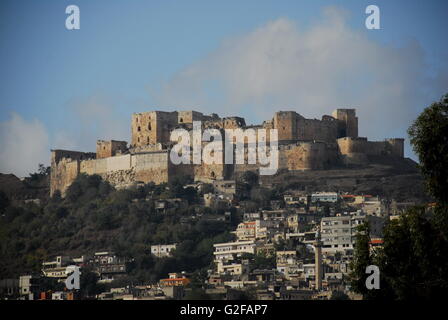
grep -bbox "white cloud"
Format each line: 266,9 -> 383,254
153,7 -> 447,158
0,94 -> 131,177
52,93 -> 130,152
0,113 -> 50,177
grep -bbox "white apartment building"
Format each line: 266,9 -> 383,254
41,256 -> 72,279
151,244 -> 177,258
213,240 -> 256,262
320,214 -> 384,253
234,220 -> 275,241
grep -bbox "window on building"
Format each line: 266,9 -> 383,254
137,126 -> 141,132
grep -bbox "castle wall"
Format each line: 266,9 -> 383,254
273,111 -> 338,143
79,159 -> 96,175
337,137 -> 368,154
50,108 -> 404,196
94,158 -> 107,174
52,151 -> 172,196
80,158 -> 108,174
100,169 -> 136,189
386,138 -> 405,158
279,142 -> 336,170
133,151 -> 170,184
337,137 -> 404,164
106,154 -> 132,171
50,150 -> 95,196
233,141 -> 338,174
96,140 -> 127,159
50,158 -> 80,196
296,118 -> 338,142
194,163 -> 230,182
51,149 -> 95,164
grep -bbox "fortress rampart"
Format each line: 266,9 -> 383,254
50,108 -> 405,196
336,137 -> 404,164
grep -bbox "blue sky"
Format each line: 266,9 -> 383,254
1,0 -> 447,176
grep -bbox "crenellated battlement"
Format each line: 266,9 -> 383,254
50,108 -> 404,196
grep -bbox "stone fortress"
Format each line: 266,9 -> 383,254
50,108 -> 404,196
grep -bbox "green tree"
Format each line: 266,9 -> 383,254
408,93 -> 448,206
350,94 -> 448,300
378,207 -> 448,300
349,223 -> 373,297
80,268 -> 105,298
0,191 -> 9,213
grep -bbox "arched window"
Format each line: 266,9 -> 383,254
148,123 -> 152,130
180,118 -> 183,123
137,126 -> 141,132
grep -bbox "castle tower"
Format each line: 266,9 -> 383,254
385,138 -> 404,158
131,111 -> 178,147
273,111 -> 300,142
96,140 -> 127,159
332,109 -> 358,138
178,110 -> 204,124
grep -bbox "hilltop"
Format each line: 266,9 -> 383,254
262,156 -> 429,204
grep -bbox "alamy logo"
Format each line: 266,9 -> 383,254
365,5 -> 380,30
65,266 -> 81,290
65,5 -> 80,30
365,265 -> 380,289
169,121 -> 279,175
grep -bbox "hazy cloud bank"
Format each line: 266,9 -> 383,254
0,113 -> 50,177
2,6 -> 447,177
53,93 -> 130,152
0,94 -> 130,177
152,7 -> 447,157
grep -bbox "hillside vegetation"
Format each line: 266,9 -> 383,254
0,173 -> 234,283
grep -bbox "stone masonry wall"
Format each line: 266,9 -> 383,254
50,108 -> 404,196
51,151 -> 172,196
96,140 -> 127,159
133,151 -> 170,184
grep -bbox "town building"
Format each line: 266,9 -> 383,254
320,214 -> 385,253
151,244 -> 177,258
